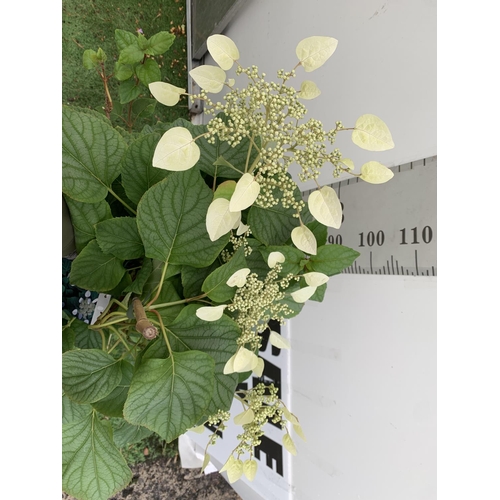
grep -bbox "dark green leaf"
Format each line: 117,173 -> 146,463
63,412 -> 132,500
147,31 -> 175,55
153,277 -> 184,325
62,349 -> 123,404
62,323 -> 76,353
131,98 -> 157,119
115,29 -> 137,51
107,270 -> 133,299
62,107 -> 127,203
62,393 -> 92,425
73,318 -> 107,350
309,283 -> 327,302
140,259 -> 182,302
123,351 -> 215,442
181,261 -> 218,299
70,240 -> 126,292
119,79 -> 143,104
135,58 -> 161,87
136,170 -> 229,267
244,238 -> 269,280
258,245 -> 304,276
96,217 -> 144,260
121,133 -> 168,205
112,419 -> 153,448
123,258 -> 154,294
306,220 -> 328,247
308,244 -> 360,276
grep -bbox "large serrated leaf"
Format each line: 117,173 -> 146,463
123,351 -> 215,442
62,349 -> 123,404
64,196 -> 113,252
63,412 -> 132,500
69,240 -> 126,292
95,217 -> 144,260
308,244 -> 360,276
62,107 -> 127,203
181,261 -> 219,299
62,393 -> 92,425
73,318 -> 107,350
112,419 -> 153,448
136,169 -> 229,267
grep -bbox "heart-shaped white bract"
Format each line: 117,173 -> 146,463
308,185 -> 342,228
267,251 -> 286,268
220,455 -> 235,473
207,34 -> 240,70
298,80 -> 321,100
291,225 -> 317,255
233,347 -> 259,372
291,286 -> 317,303
269,330 -> 291,350
229,173 -> 261,212
195,304 -> 227,321
227,459 -> 244,484
293,423 -> 307,441
152,127 -> 200,171
339,158 -> 354,171
360,161 -> 394,184
236,221 -> 249,236
296,36 -> 338,72
206,198 -> 241,241
302,272 -> 329,287
282,407 -> 299,425
243,459 -> 258,481
351,114 -> 395,151
233,408 -> 255,426
148,82 -> 185,106
223,353 -> 236,375
282,434 -> 297,456
252,357 -> 265,377
226,268 -> 251,288
189,65 -> 227,93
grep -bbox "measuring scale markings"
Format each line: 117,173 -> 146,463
302,156 -> 437,276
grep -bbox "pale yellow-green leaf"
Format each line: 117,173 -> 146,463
243,459 -> 258,481
152,127 -> 200,171
339,158 -> 355,171
234,408 -> 255,426
189,65 -> 227,93
293,423 -> 307,441
189,425 -> 206,434
283,434 -> 297,456
234,347 -> 259,372
269,330 -> 290,350
236,221 -> 249,236
298,80 -> 321,100
360,161 -> 394,184
303,272 -> 329,287
148,82 -> 185,106
308,185 -> 342,228
291,286 -> 317,303
352,114 -> 395,151
202,453 -> 211,472
207,34 -> 240,70
206,198 -> 241,241
296,36 -> 338,72
195,304 -> 227,321
282,407 -> 299,426
229,173 -> 261,212
228,78 -> 236,87
223,353 -> 237,375
220,455 -> 235,473
291,225 -> 317,255
267,251 -> 286,268
227,459 -> 244,484
226,268 -> 251,288
253,357 -> 265,377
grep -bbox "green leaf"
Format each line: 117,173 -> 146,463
121,133 -> 168,205
276,282 -> 305,318
306,220 -> 328,247
62,393 -> 92,424
132,98 -> 157,119
136,170 -> 229,267
259,245 -> 304,276
309,283 -> 327,302
114,61 -> 135,81
140,259 -> 182,302
123,258 -> 154,294
64,196 -> 113,253
112,419 -> 153,448
137,33 -> 150,50
73,318 -> 107,350
181,261 -> 218,299
135,58 -> 161,87
62,107 -> 127,203
115,29 -> 137,52
147,31 -> 175,55
83,49 -> 98,69
123,351 -> 215,442
63,412 -> 132,500
202,247 -> 246,303
62,349 -> 123,404
118,43 -> 144,65
119,79 -> 143,104
244,238 -> 269,280
92,361 -> 134,417
62,323 -> 76,353
95,217 -> 144,260
308,244 -> 360,276
154,277 -> 184,325
69,240 -> 126,292
143,305 -> 240,414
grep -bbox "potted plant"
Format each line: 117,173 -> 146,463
62,33 -> 394,500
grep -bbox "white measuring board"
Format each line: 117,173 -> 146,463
302,156 -> 437,276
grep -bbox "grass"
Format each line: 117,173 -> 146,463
62,0 -> 190,128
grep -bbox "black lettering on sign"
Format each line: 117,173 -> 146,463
204,422 -> 223,438
254,435 -> 283,476
259,319 -> 282,356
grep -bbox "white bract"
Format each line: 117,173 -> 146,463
339,158 -> 355,171
298,80 -> 321,100
229,173 -> 261,212
152,127 -> 200,171
351,114 -> 395,151
269,330 -> 291,350
294,423 -> 307,441
291,225 -> 317,255
233,347 -> 259,372
226,268 -> 251,288
243,459 -> 258,481
189,65 -> 227,93
296,36 -> 338,72
308,185 -> 342,228
282,407 -> 299,425
267,251 -> 286,268
195,304 -> 227,321
234,408 -> 255,425
207,34 -> 240,70
283,434 -> 297,455
206,198 -> 241,241
148,82 -> 185,106
252,357 -> 265,377
236,221 -> 249,236
227,458 -> 244,484
303,272 -> 329,287
360,161 -> 394,184
291,286 -> 317,303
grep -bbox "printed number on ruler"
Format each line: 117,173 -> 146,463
303,156 -> 437,276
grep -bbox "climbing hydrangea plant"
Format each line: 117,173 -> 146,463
62,34 -> 394,499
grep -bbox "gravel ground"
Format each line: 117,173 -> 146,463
63,455 -> 242,500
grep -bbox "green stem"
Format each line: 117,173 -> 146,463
107,187 -> 137,215
150,309 -> 173,357
108,325 -> 132,353
146,260 -> 169,307
97,329 -> 107,351
149,293 -> 208,310
244,132 -> 255,173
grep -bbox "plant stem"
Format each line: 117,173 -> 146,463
107,187 -> 137,215
244,132 -> 255,173
149,293 -> 208,310
147,260 -> 169,307
150,309 -> 173,357
108,325 -> 132,353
